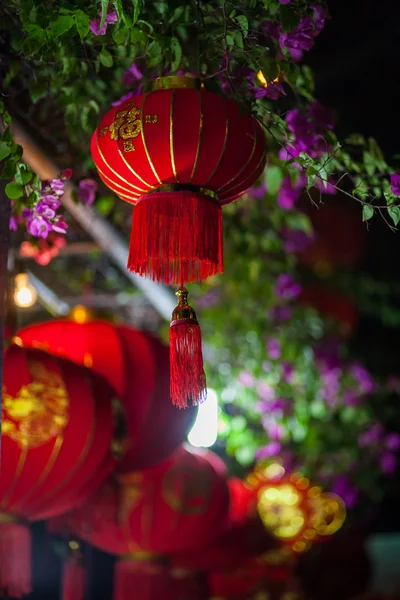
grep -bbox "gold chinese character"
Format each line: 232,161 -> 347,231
123,140 -> 135,153
100,126 -> 109,137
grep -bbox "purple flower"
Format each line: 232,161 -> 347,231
350,363 -> 376,394
279,144 -> 300,163
266,338 -> 281,360
380,453 -> 397,474
257,382 -> 275,401
280,227 -> 314,253
332,475 -> 359,508
123,63 -> 143,87
9,216 -> 19,231
112,89 -> 143,107
343,390 -> 361,406
27,216 -> 51,239
268,305 -> 293,323
314,175 -> 337,195
358,424 -> 383,448
277,176 -> 305,210
90,9 -> 117,36
385,433 -> 400,451
52,216 -> 68,234
311,4 -> 330,35
77,178 -> 98,206
197,288 -> 222,309
390,174 -> 400,196
314,338 -> 342,372
274,274 -> 301,299
262,21 -> 281,40
238,371 -> 255,387
256,441 -> 281,459
262,418 -> 285,440
279,16 -> 315,53
279,0 -> 290,3
249,182 -> 267,199
281,361 -> 294,383
49,179 -> 65,195
284,102 -> 334,158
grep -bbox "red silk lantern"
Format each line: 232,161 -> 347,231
91,76 -> 266,285
50,447 -> 229,600
0,345 -> 118,597
91,75 -> 267,408
16,319 -> 196,470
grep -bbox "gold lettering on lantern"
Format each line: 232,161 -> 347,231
162,465 -> 211,515
118,473 -> 144,523
123,140 -> 135,153
1,362 -> 69,448
100,126 -> 109,137
108,106 -> 158,142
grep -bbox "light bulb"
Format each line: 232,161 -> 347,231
188,388 -> 218,448
14,273 -> 38,308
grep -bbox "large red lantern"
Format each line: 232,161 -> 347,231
91,76 -> 267,408
51,447 -> 229,600
0,345 -> 119,597
16,319 -> 196,470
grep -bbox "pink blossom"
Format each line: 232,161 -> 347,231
332,475 -> 359,508
27,216 -> 51,238
90,9 -> 117,36
266,338 -> 281,359
257,382 -> 275,401
9,216 -> 19,231
274,274 -> 301,299
238,371 -> 255,387
112,90 -> 142,107
123,63 -> 143,87
256,441 -> 281,459
77,178 -> 98,206
385,433 -> 400,451
380,453 -> 397,474
390,174 -> 400,196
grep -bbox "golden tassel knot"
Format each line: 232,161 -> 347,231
172,287 -> 198,322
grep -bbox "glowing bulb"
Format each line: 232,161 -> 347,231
69,305 -> 92,324
257,70 -> 279,88
14,273 -> 37,308
188,388 -> 218,448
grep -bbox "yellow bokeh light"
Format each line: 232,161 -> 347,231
69,305 -> 92,324
264,463 -> 285,480
14,273 -> 37,308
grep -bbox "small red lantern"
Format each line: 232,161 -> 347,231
0,345 -> 119,597
16,319 -> 196,469
51,447 -> 229,600
91,76 -> 267,407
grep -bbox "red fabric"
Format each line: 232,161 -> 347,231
62,558 -> 85,600
0,522 -> 31,598
114,559 -> 173,600
169,319 -> 207,408
299,284 -> 358,336
170,571 -> 208,600
16,320 -> 197,471
91,87 -> 266,206
129,191 -> 223,284
52,447 -> 229,557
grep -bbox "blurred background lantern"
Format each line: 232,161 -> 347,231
298,201 -> 366,276
0,344 -> 120,598
48,446 -> 229,600
299,284 -> 358,337
245,464 -> 346,554
16,319 -> 196,470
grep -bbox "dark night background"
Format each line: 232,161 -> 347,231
25,1 -> 400,598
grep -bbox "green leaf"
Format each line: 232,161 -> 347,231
266,165 -> 283,195
50,15 -> 75,37
170,37 -> 182,72
363,151 -> 376,176
236,15 -> 249,38
29,79 -> 48,103
96,195 -> 114,215
306,165 -> 317,177
388,205 -> 400,226
147,40 -> 163,67
75,10 -> 90,39
130,28 -> 147,43
226,34 -> 235,46
5,182 -> 24,200
99,48 -> 113,67
112,0 -> 127,24
345,133 -> 366,146
22,27 -> 45,55
362,204 -> 374,221
20,170 -> 33,185
99,0 -> 108,30
0,142 -> 11,162
279,5 -> 300,33
132,0 -> 143,24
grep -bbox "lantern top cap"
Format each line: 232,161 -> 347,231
144,75 -> 202,92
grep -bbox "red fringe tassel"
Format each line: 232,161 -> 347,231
62,558 -> 85,600
169,319 -> 207,408
128,190 -> 223,284
114,559 -> 172,600
0,522 -> 31,598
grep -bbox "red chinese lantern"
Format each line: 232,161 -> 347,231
51,447 -> 229,600
16,319 -> 196,471
91,75 -> 267,407
0,345 -> 119,597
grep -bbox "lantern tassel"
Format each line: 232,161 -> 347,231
0,520 -> 32,598
62,556 -> 85,600
169,287 -> 207,408
128,188 -> 223,285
